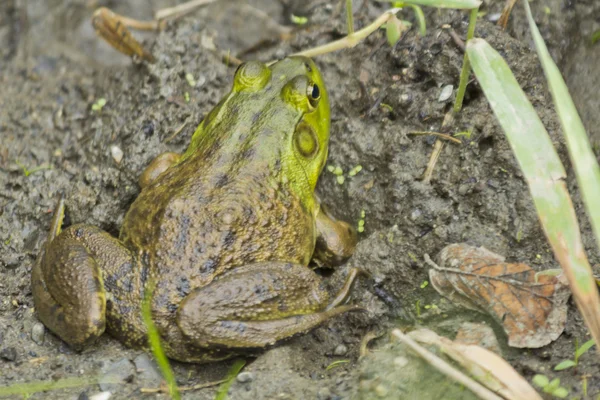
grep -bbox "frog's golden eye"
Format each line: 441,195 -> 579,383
294,122 -> 319,158
233,61 -> 271,92
281,76 -> 318,112
307,83 -> 320,108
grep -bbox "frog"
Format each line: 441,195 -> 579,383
32,56 -> 361,363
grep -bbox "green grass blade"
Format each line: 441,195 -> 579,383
142,281 -> 181,400
574,339 -> 596,360
0,377 -> 119,397
214,359 -> 246,400
393,0 -> 482,9
553,360 -> 576,371
466,38 -> 600,348
523,1 -> 600,282
409,5 -> 426,36
522,0 -> 600,347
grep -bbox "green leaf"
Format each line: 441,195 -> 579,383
290,14 -> 308,25
383,0 -> 482,9
551,387 -> 569,398
215,359 -> 246,400
386,15 -> 402,46
409,5 -> 426,36
545,378 -> 561,393
592,29 -> 600,44
553,360 -> 576,371
574,339 -> 596,360
466,35 -> 600,346
532,374 -> 549,388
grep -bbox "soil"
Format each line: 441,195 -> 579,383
1,0 -> 599,399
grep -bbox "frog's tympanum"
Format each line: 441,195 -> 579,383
32,57 -> 359,362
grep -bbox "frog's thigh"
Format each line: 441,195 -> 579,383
176,262 -> 356,348
313,204 -> 357,267
138,152 -> 181,188
32,224 -> 132,349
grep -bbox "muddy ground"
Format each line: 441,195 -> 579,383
1,0 -> 599,399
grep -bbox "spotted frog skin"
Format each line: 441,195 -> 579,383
32,57 -> 359,362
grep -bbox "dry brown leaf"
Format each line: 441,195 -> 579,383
410,329 -> 543,400
497,0 -> 518,29
428,243 -> 570,348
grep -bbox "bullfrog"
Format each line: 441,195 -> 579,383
32,56 -> 360,362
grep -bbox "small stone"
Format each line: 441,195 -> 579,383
133,353 -> 162,387
31,322 -> 45,345
78,392 -> 90,400
333,344 -> 348,356
99,358 -> 135,391
236,371 -> 254,383
374,384 -> 389,397
438,85 -> 453,102
317,387 -> 332,400
110,145 -> 123,164
0,347 -> 17,361
89,392 -> 112,400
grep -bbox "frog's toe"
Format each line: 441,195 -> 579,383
32,225 -> 108,349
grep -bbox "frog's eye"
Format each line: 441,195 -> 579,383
307,83 -> 320,108
233,61 -> 271,92
294,122 -> 319,158
281,75 -> 317,112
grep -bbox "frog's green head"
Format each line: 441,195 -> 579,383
185,56 -> 330,211
257,56 -> 330,192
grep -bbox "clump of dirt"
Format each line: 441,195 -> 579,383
1,0 -> 598,399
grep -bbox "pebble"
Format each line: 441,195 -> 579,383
110,145 -> 123,164
0,347 -> 17,361
317,387 -> 332,400
133,353 -> 162,386
333,344 -> 348,356
31,322 -> 45,345
438,85 -> 453,102
89,392 -> 112,400
99,358 -> 135,391
236,371 -> 254,383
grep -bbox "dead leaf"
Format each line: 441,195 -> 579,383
427,243 -> 570,348
410,329 -> 543,400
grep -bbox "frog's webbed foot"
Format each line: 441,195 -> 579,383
138,152 -> 181,188
312,203 -> 357,268
176,263 -> 362,349
32,198 -> 133,349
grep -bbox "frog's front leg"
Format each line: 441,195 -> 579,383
176,263 -> 361,348
312,203 -> 357,267
32,198 -> 134,349
138,152 -> 181,188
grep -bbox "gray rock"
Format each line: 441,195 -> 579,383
31,322 -> 45,345
333,344 -> 348,356
133,353 -> 162,387
0,347 -> 17,361
99,358 -> 135,391
236,371 -> 254,383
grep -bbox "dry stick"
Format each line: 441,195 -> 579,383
422,140 -> 444,183
391,329 -> 503,400
141,379 -> 226,394
497,0 -> 518,29
408,131 -> 462,144
155,0 -> 221,22
291,8 -> 402,58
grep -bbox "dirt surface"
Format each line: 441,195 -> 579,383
1,0 -> 599,399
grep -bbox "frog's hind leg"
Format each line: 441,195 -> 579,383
32,198 -> 133,349
176,262 -> 362,348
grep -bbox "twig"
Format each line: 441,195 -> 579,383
421,140 -> 444,183
290,8 -> 401,59
408,131 -> 462,144
155,0 -> 221,22
164,120 -> 189,143
391,329 -> 503,400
